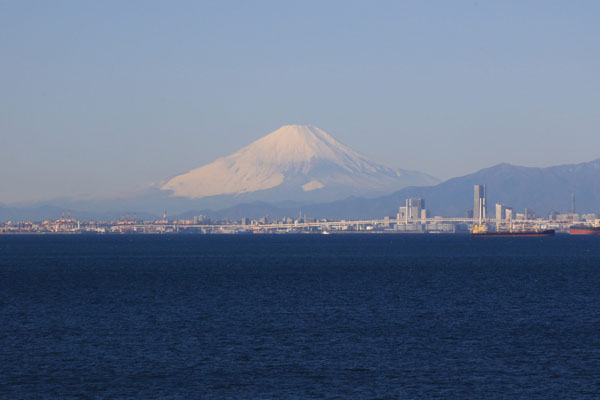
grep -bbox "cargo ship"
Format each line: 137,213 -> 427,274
471,224 -> 555,237
569,225 -> 600,235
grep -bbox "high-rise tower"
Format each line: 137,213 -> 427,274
474,185 -> 487,223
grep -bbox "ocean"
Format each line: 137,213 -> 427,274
1,234 -> 599,399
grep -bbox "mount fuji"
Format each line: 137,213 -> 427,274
0,125 -> 438,220
161,125 -> 438,204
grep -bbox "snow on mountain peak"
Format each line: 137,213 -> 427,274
243,125 -> 364,166
161,125 -> 436,199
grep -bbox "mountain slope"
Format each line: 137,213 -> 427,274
293,158 -> 600,219
186,158 -> 600,221
161,125 -> 438,202
4,158 -> 599,222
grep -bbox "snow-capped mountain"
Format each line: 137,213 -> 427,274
161,125 -> 438,203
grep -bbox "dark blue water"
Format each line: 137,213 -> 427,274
1,235 -> 600,399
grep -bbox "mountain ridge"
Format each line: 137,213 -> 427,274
161,125 -> 439,201
2,138 -> 599,221
176,158 -> 600,220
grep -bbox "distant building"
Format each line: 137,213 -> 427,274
395,222 -> 425,233
556,213 -> 579,222
193,215 -> 208,224
474,185 -> 487,222
524,208 -> 536,220
582,213 -> 597,222
515,212 -> 525,220
505,207 -> 514,221
495,203 -> 505,221
398,198 -> 426,222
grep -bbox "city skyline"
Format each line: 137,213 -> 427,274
2,182 -> 595,234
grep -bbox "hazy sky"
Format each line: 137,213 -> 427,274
1,1 -> 599,203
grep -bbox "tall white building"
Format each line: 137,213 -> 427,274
474,185 -> 487,223
496,203 -> 505,221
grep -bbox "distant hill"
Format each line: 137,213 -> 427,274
0,203 -> 160,222
306,159 -> 600,219
201,159 -> 600,220
3,159 -> 600,222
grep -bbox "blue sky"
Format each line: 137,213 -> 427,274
1,1 -> 599,203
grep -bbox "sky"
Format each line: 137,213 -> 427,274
1,1 -> 599,203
